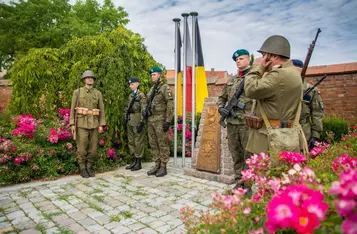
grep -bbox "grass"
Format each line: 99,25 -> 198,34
42,211 -> 64,220
120,210 -> 132,219
110,214 -> 121,222
98,183 -> 109,188
57,195 -> 71,201
35,223 -> 47,233
92,195 -> 104,202
54,227 -> 73,234
93,188 -> 103,194
18,189 -> 32,198
132,190 -> 148,196
89,203 -> 104,213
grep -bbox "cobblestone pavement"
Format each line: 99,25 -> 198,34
0,162 -> 231,234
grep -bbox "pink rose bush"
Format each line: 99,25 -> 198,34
12,114 -> 38,138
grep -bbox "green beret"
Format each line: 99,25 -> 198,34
232,49 -> 250,61
149,66 -> 163,74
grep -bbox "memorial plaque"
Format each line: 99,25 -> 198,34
196,104 -> 221,173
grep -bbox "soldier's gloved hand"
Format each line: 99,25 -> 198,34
163,121 -> 170,132
218,107 -> 229,118
136,122 -> 144,133
142,109 -> 148,118
308,137 -> 318,150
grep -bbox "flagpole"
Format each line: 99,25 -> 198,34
190,12 -> 198,163
181,13 -> 189,168
173,18 -> 180,167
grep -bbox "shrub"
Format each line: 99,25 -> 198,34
321,116 -> 349,142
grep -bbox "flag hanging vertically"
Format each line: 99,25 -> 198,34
185,20 -> 193,112
176,22 -> 183,116
194,18 -> 208,113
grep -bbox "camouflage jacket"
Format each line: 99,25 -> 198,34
217,69 -> 253,125
147,81 -> 174,123
300,81 -> 324,140
124,89 -> 147,126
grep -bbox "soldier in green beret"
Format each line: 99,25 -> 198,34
124,78 -> 147,171
292,59 -> 324,150
217,49 -> 253,186
143,66 -> 174,177
70,70 -> 106,178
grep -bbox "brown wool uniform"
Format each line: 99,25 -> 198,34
300,81 -> 324,140
217,71 -> 253,178
244,61 -> 303,154
147,81 -> 174,164
125,90 -> 147,158
69,87 -> 106,169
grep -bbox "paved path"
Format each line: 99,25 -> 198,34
0,162 -> 230,234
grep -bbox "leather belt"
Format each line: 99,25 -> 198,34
268,120 -> 294,128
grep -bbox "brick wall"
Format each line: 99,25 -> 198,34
305,73 -> 357,122
0,80 -> 12,109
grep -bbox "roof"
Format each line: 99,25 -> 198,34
305,62 -> 357,76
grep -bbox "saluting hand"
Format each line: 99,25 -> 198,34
254,54 -> 272,70
98,126 -> 103,134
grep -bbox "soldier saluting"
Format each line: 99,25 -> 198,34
69,70 -> 106,178
124,78 -> 147,171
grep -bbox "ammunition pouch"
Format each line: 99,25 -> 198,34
75,107 -> 100,116
244,112 -> 263,129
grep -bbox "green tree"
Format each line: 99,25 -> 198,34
8,26 -> 162,150
0,0 -> 129,69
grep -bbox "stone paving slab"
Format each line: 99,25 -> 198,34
0,162 -> 231,233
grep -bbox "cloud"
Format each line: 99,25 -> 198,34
5,0 -> 357,74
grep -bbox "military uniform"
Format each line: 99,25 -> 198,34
244,60 -> 303,154
217,70 -> 252,178
147,81 -> 174,172
301,81 -> 324,148
69,71 -> 106,178
124,87 -> 147,171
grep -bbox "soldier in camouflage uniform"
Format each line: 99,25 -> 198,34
124,78 -> 147,171
217,49 -> 253,181
292,59 -> 324,150
70,70 -> 106,178
143,67 -> 174,177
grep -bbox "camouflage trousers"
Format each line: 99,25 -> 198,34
227,123 -> 249,179
127,125 -> 145,158
301,122 -> 312,142
76,127 -> 99,169
148,121 -> 169,164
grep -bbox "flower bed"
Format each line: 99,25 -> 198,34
0,109 -> 128,185
181,126 -> 357,234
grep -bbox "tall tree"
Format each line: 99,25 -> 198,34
0,0 -> 129,70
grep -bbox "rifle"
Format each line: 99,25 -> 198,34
73,79 -> 81,140
303,74 -> 327,97
301,28 -> 321,81
124,91 -> 138,126
219,79 -> 245,128
142,78 -> 160,119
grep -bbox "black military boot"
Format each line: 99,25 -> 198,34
80,168 -> 89,178
131,158 -> 142,171
126,157 -> 137,170
147,161 -> 160,176
86,163 -> 95,177
155,163 -> 167,177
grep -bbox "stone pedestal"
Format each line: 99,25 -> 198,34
184,97 -> 235,184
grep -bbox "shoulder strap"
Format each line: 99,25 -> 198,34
258,94 -> 303,129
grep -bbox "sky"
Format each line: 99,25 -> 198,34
5,0 -> 357,74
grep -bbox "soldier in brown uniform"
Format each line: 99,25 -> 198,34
292,59 -> 324,150
124,78 -> 147,171
217,49 -> 253,180
70,70 -> 106,178
143,67 -> 174,177
244,35 -> 303,154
